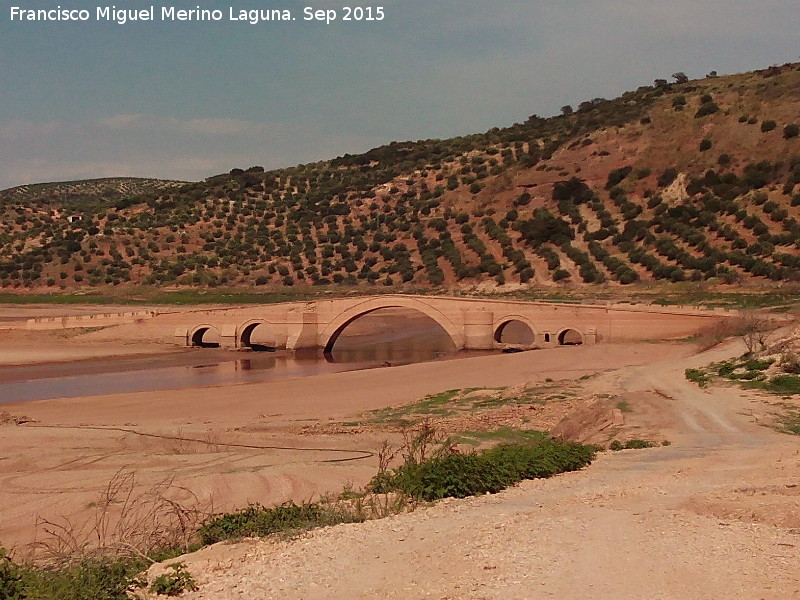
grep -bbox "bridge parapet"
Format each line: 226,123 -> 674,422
27,310 -> 157,331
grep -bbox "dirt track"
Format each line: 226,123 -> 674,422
164,338 -> 800,600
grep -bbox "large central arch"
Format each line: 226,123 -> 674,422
320,297 -> 464,354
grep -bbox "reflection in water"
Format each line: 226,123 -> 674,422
0,308 -> 477,404
326,307 -> 456,364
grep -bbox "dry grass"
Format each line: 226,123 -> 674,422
165,428 -> 226,454
27,468 -> 210,566
695,312 -> 783,351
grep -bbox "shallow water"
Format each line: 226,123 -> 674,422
0,309 -> 481,404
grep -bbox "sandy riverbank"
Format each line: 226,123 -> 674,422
0,338 -> 692,552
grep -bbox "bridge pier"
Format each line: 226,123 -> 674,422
462,310 -> 495,350
286,310 -> 319,350
220,324 -> 239,350
174,327 -> 189,347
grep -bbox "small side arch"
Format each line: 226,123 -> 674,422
320,297 -> 464,354
557,327 -> 584,346
238,320 -> 277,351
493,315 -> 537,345
190,324 -> 221,348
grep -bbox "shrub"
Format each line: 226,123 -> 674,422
744,358 -> 773,371
695,101 -> 719,118
761,120 -> 777,133
369,439 -> 595,501
717,362 -> 736,377
781,353 -> 800,375
198,502 -> 363,545
657,167 -> 678,188
514,192 -> 532,207
699,138 -> 712,152
21,559 -> 143,600
552,269 -> 570,282
606,167 -> 633,190
764,374 -> 800,394
784,124 -> 800,139
0,549 -> 25,600
149,563 -> 198,597
516,210 -> 574,247
609,439 -> 657,451
685,368 -> 709,387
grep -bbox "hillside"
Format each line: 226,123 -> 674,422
1,63 -> 800,292
0,177 -> 186,211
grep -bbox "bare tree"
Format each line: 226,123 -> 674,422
739,314 -> 772,354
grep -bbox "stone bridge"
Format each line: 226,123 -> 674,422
168,294 -> 731,352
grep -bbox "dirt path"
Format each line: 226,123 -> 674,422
167,339 -> 800,600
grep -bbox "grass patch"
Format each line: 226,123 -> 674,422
362,384 -> 571,427
745,374 -> 800,395
366,389 -> 466,424
0,286 -> 400,306
609,439 -> 657,451
685,368 -> 710,387
744,358 -> 774,371
776,407 -> 800,435
451,427 -> 548,447
688,355 -> 800,397
616,400 -> 632,413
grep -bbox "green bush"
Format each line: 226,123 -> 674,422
198,502 -> 363,545
0,548 -> 25,600
21,559 -> 143,600
717,362 -> 736,377
765,374 -> 800,394
369,439 -> 595,501
761,120 -> 777,133
744,358 -> 773,371
149,563 -> 198,597
685,368 -> 709,387
732,370 -> 762,381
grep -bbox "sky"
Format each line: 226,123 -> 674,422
1,0 -> 799,190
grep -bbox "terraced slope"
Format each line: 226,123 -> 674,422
1,63 -> 799,290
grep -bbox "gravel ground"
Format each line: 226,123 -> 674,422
154,339 -> 800,600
